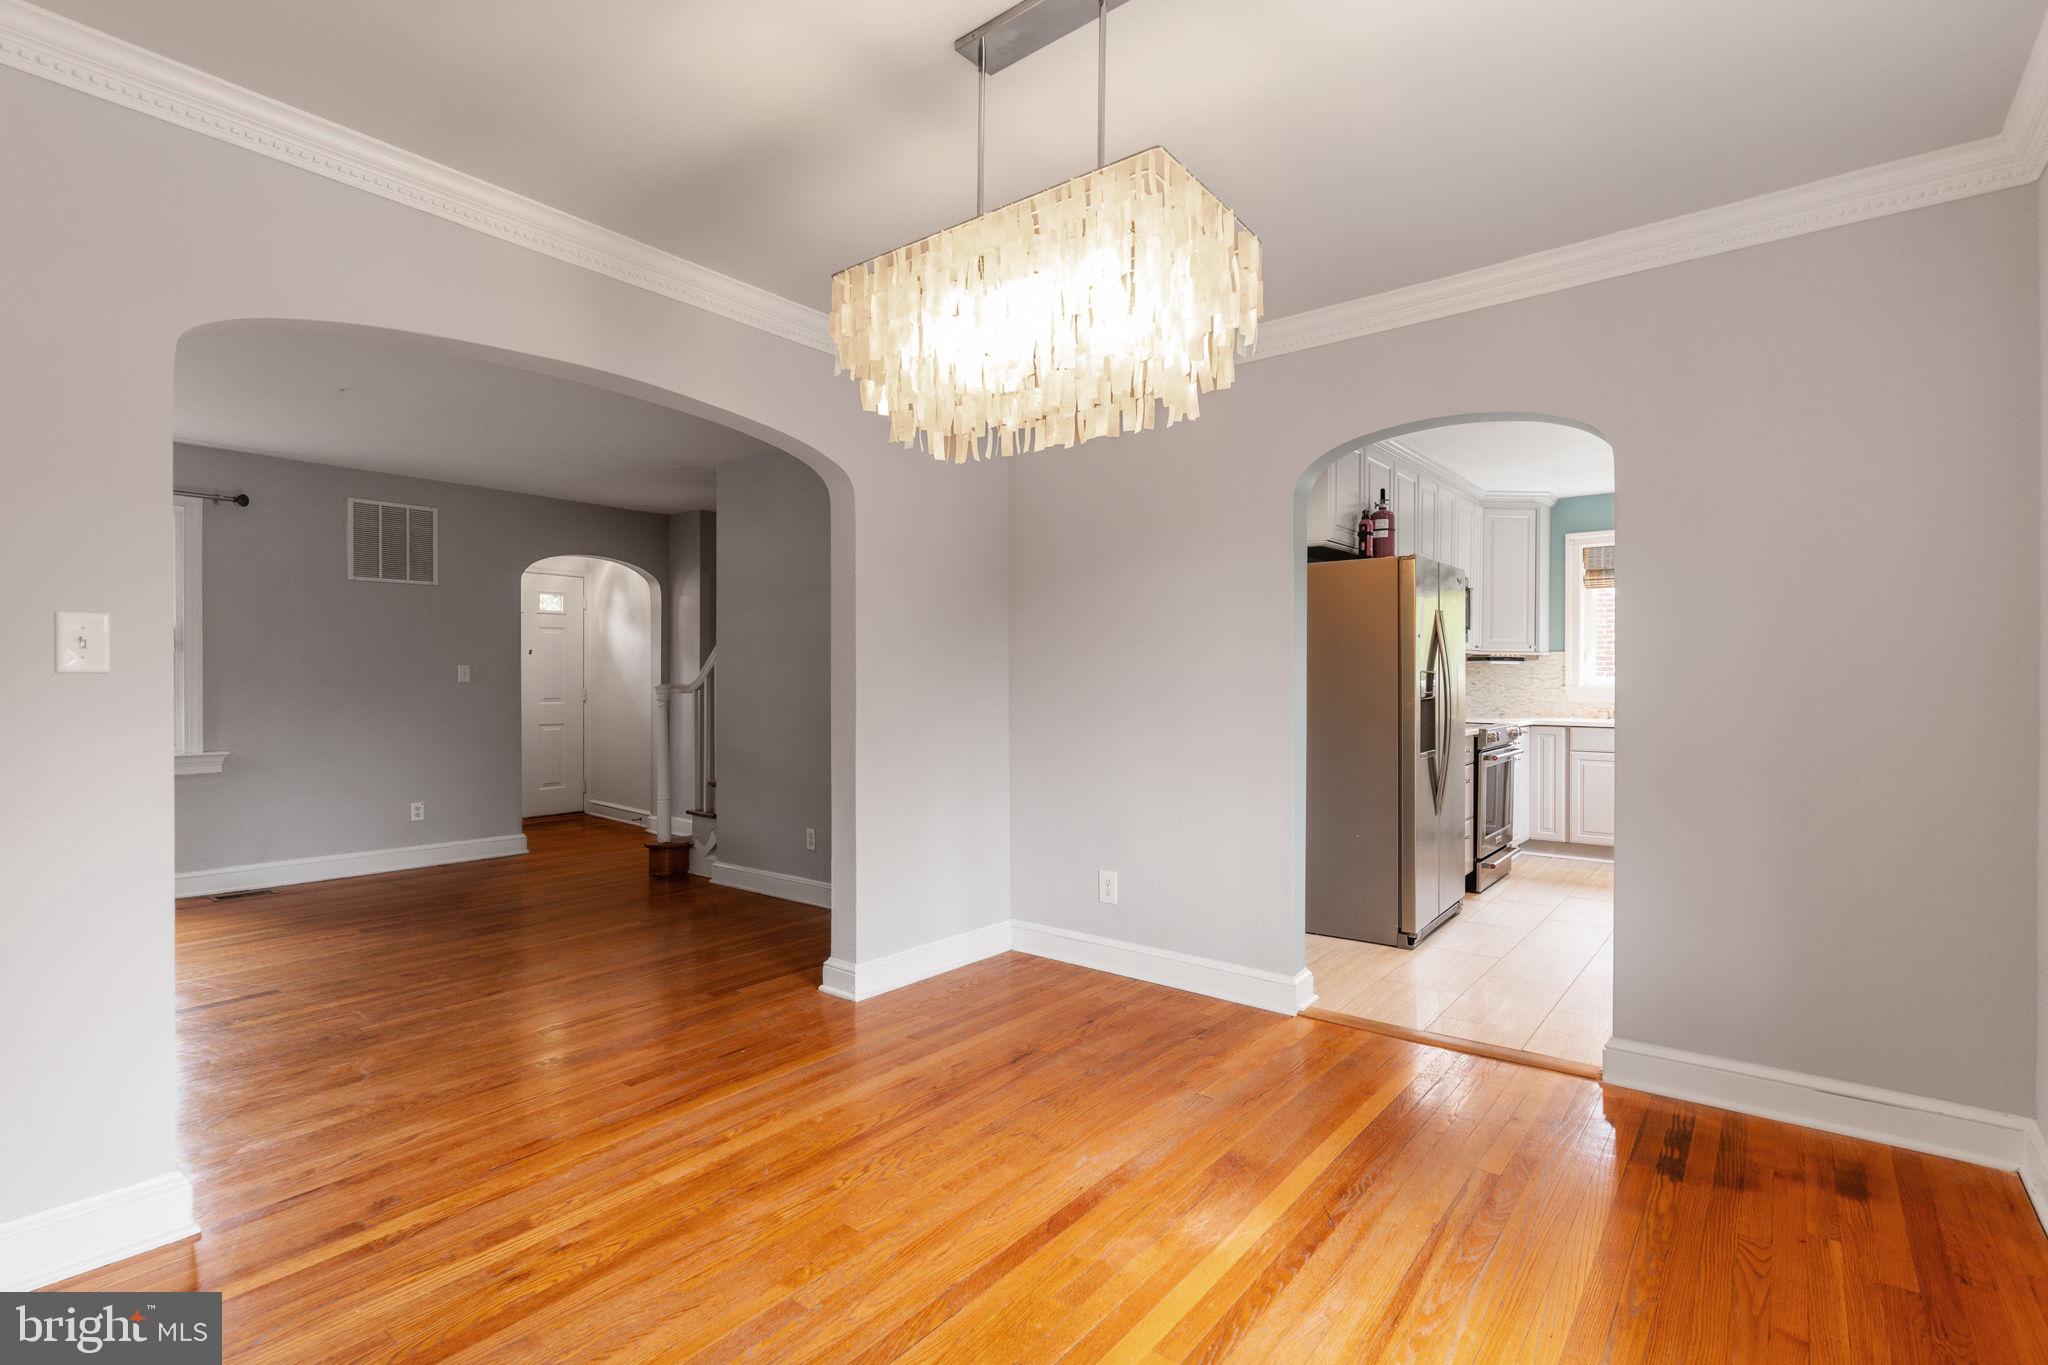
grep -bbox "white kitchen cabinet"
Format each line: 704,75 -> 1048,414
1301,443 -> 1489,580
1418,477 -> 1440,566
1392,465 -> 1419,557
1476,503 -> 1545,653
1362,449 -> 1395,530
1510,737 -> 1531,844
1304,450 -> 1366,555
1463,751 -> 1476,870
1460,500 -> 1484,643
1569,750 -> 1616,846
1526,725 -> 1568,841
1436,487 -> 1460,574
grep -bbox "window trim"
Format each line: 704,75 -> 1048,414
174,495 -> 228,775
1563,528 -> 1616,701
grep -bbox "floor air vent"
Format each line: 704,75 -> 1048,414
209,887 -> 278,902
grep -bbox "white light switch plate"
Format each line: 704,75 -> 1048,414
456,664 -> 471,682
54,611 -> 110,673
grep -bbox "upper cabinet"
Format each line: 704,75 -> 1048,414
1304,443 -> 1485,614
1474,498 -> 1552,654
1392,464 -> 1419,558
1304,448 -> 1368,555
1306,445 -> 1563,657
1362,449 -> 1395,534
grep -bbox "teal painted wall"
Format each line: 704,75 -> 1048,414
1548,494 -> 1614,651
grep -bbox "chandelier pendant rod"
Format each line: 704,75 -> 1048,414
977,37 -> 988,215
1097,0 -> 1107,168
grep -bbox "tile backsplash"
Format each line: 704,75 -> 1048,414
1465,652 -> 1615,720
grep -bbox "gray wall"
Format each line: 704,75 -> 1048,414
668,510 -> 715,821
714,451 -> 832,882
2039,165 -> 2048,1143
174,444 -> 669,871
1009,186 -> 2040,1117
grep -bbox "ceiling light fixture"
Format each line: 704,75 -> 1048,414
828,0 -> 1263,463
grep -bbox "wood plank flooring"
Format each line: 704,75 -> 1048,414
56,817 -> 2048,1361
1309,854 -> 1615,1072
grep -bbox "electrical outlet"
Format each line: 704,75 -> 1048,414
410,801 -> 426,822
456,664 -> 471,683
1098,870 -> 1118,905
805,827 -> 816,851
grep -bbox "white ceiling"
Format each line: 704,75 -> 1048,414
175,325 -> 777,512
1388,420 -> 1614,498
36,0 -> 2047,319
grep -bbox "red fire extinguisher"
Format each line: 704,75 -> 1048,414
1359,489 -> 1393,558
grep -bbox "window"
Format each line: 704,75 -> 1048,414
174,496 -> 226,774
1564,529 -> 1615,699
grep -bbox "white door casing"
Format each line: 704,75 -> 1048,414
521,571 -> 586,817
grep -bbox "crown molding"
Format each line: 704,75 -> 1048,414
1373,437 -> 1488,504
3,0 -> 2045,367
1255,137 -> 2038,358
0,0 -> 835,354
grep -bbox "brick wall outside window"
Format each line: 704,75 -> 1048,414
1590,586 -> 1616,683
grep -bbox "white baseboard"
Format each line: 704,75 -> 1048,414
176,833 -> 528,897
1604,1038 -> 2039,1175
2020,1122 -> 2048,1234
577,802 -> 694,841
710,859 -> 830,909
819,920 -> 1014,1002
1011,920 -> 1315,1016
584,800 -> 651,829
814,917 -> 1318,1016
0,1172 -> 197,1292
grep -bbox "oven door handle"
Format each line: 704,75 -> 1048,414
1480,749 -> 1523,766
1499,752 -> 1516,842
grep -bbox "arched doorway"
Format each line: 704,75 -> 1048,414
169,319 -> 840,913
1293,414 -> 1617,1074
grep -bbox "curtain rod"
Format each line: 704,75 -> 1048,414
174,488 -> 250,506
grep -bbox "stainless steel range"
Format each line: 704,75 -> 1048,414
1469,724 -> 1523,892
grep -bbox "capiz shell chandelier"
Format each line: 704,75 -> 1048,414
831,149 -> 1261,462
828,0 -> 1262,463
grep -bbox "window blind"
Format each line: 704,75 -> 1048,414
1582,542 -> 1614,589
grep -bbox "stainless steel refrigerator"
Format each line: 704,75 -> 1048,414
1306,555 -> 1467,947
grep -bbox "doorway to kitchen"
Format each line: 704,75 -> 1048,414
1298,416 -> 1616,1077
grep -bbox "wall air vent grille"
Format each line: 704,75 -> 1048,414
347,498 -> 438,584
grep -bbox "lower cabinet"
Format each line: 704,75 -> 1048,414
1510,742 -> 1531,845
1569,751 -> 1616,846
1463,753 -> 1476,868
1526,726 -> 1568,841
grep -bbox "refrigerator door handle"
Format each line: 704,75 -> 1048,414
1440,610 -> 1454,815
1424,609 -> 1449,814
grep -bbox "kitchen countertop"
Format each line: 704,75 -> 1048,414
1469,716 -> 1615,729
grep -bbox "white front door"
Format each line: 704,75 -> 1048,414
521,572 -> 586,817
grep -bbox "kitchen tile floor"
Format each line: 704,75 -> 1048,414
1307,854 -> 1613,1070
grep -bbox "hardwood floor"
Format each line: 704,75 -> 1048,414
56,817 -> 2048,1360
